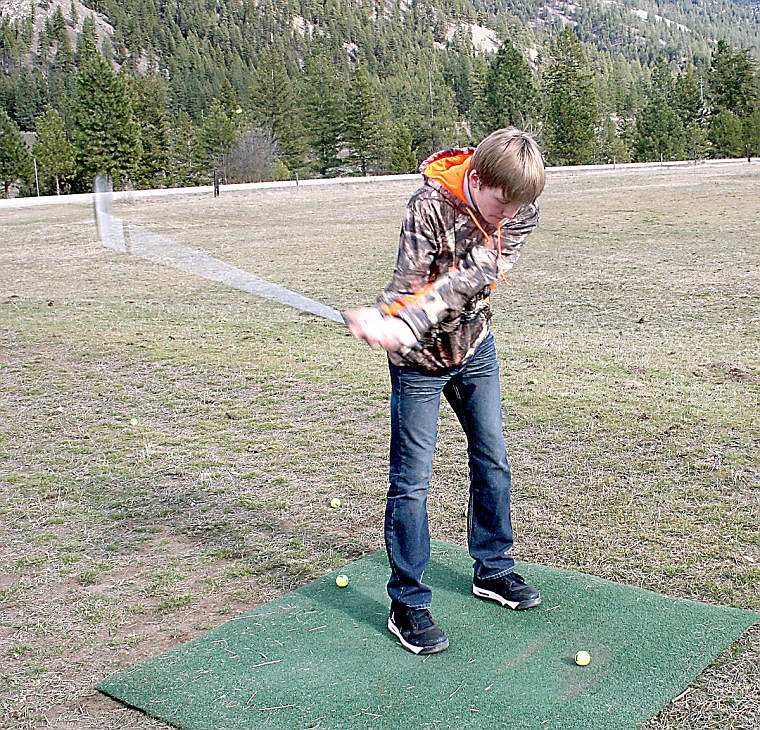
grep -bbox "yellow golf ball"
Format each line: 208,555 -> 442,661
129,418 -> 139,426
330,498 -> 342,509
335,574 -> 349,588
575,650 -> 591,666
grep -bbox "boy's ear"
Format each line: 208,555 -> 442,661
469,170 -> 480,189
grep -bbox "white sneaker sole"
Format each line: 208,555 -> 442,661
387,618 -> 449,655
472,585 -> 542,610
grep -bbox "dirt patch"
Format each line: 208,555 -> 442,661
694,361 -> 760,384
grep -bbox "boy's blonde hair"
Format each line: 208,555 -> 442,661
472,127 -> 545,204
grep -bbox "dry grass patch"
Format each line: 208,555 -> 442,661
1,161 -> 758,728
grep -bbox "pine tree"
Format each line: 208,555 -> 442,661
46,35 -> 76,130
708,41 -> 759,120
418,56 -> 459,155
674,67 -> 703,128
673,66 -> 708,159
475,39 -> 535,136
301,51 -> 344,176
441,25 -> 477,118
707,41 -> 759,156
76,15 -> 99,65
131,73 -> 172,188
194,100 -> 238,182
51,19 -> 74,70
385,57 -> 457,161
51,6 -> 67,40
0,107 -> 32,197
344,63 -> 390,175
542,29 -> 598,165
634,58 -> 686,161
32,106 -> 75,194
72,54 -> 142,187
218,77 -> 242,116
6,67 -> 48,131
388,123 -> 418,174
744,111 -> 760,156
597,115 -> 631,163
168,111 -> 199,186
249,48 -> 308,174
708,110 -> 745,158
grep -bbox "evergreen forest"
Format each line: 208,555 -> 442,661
1,0 -> 759,196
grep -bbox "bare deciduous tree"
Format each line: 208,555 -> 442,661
225,126 -> 277,183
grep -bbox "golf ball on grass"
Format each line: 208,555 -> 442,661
335,574 -> 349,588
575,650 -> 591,666
330,498 -> 342,508
129,418 -> 139,426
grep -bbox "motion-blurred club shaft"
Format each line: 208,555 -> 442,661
92,174 -> 345,323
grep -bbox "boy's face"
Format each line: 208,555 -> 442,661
469,171 -> 523,225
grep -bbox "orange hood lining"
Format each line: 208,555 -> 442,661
422,148 -> 509,285
422,151 -> 473,206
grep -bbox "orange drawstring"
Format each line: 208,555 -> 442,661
466,209 -> 508,284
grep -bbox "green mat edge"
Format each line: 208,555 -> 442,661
96,543 -> 759,729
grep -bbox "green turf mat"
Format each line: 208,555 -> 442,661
98,543 -> 757,729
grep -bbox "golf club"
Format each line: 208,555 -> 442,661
92,174 -> 346,324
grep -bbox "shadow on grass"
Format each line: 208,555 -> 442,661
296,546 -> 475,638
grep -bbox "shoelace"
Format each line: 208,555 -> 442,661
408,607 -> 435,631
488,572 -> 524,588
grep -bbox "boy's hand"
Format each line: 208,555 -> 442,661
344,307 -> 418,352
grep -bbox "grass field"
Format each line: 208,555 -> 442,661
1,161 -> 758,729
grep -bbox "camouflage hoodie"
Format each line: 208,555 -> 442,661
376,147 -> 539,372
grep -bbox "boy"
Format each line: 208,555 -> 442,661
346,127 -> 546,655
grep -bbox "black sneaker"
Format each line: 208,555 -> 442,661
388,601 -> 449,655
473,572 -> 541,609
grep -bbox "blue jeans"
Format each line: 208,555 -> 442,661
385,333 -> 515,608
